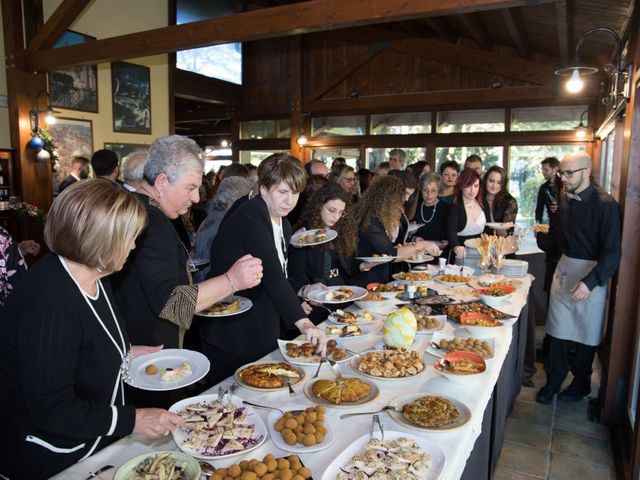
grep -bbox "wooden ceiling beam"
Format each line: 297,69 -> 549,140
173,69 -> 241,104
25,0 -> 93,54
500,8 -> 529,58
459,12 -> 493,50
423,17 -> 459,43
25,0 -> 556,72
555,0 -> 569,65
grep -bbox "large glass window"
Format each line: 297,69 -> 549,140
239,150 -> 290,167
239,119 -> 290,139
366,147 -> 426,171
311,115 -> 366,136
508,144 -> 585,226
511,105 -> 588,131
311,148 -> 360,171
370,112 -> 431,135
436,109 -> 505,133
435,146 -> 503,172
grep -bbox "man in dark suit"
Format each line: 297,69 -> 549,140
57,156 -> 89,194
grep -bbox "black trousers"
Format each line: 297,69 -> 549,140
544,335 -> 597,393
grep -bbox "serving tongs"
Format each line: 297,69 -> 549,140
370,414 -> 385,440
340,404 -> 400,419
282,375 -> 296,397
242,400 -> 304,415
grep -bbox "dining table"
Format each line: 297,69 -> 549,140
52,275 -> 533,480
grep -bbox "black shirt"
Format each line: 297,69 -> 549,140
412,199 -> 449,241
559,184 -> 621,290
535,180 -> 557,223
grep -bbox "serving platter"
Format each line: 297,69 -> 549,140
290,228 -> 337,247
114,451 -> 201,480
303,376 -> 380,409
426,332 -> 495,359
267,408 -> 336,453
195,295 -> 252,317
350,349 -> 426,382
234,360 -> 306,392
356,255 -> 397,263
126,349 -> 210,391
387,392 -> 472,432
276,338 -> 354,366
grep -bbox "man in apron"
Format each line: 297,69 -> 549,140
535,151 -> 621,405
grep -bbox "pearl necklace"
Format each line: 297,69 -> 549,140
420,200 -> 438,223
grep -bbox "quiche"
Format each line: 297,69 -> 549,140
402,395 -> 460,428
238,362 -> 301,389
205,299 -> 241,315
311,377 -> 371,404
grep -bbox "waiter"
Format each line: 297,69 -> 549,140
535,151 -> 621,404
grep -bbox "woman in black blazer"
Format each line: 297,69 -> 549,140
201,154 -> 327,384
447,168 -> 487,260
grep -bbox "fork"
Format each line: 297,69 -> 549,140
340,405 -> 400,419
312,357 -> 326,379
326,357 -> 343,379
282,375 -> 296,397
242,400 -> 304,415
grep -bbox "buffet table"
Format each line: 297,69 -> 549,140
52,276 -> 533,480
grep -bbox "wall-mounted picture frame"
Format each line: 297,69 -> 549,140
48,117 -> 94,194
104,142 -> 148,163
111,61 -> 151,134
48,31 -> 98,113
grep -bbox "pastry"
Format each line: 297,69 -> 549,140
402,395 -> 460,428
238,362 -> 301,389
311,378 -> 371,404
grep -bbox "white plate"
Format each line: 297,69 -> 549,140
267,409 -> 335,453
387,392 -> 472,432
195,295 -> 253,317
126,349 -> 210,391
355,255 -> 397,263
350,350 -> 426,381
303,376 -> 380,409
320,430 -> 445,480
407,222 -> 425,234
169,394 -> 267,460
327,309 -> 380,326
485,222 -> 515,230
290,228 -> 337,247
426,332 -> 495,359
234,361 -> 306,392
114,451 -> 201,480
322,325 -> 374,340
404,255 -> 434,264
277,339 -> 353,366
306,285 -> 368,304
391,272 -> 433,285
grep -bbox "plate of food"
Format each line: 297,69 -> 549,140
402,305 -> 446,335
427,332 -> 495,359
126,349 -> 210,391
306,285 -> 367,304
469,274 -> 522,290
438,301 -> 515,323
304,376 -> 379,408
367,282 -> 406,299
268,404 -> 335,453
476,284 -> 516,308
234,361 -> 305,391
323,324 -> 372,339
387,393 -> 471,432
206,454 -> 312,480
433,350 -> 487,385
433,274 -> 472,286
290,228 -> 337,247
392,271 -> 432,285
404,253 -> 434,264
356,254 -> 397,263
327,308 -> 377,325
114,451 -> 201,480
354,292 -> 394,310
277,339 -> 351,366
169,394 -> 267,460
196,295 -> 252,317
351,349 -> 425,381
407,222 -> 426,234
485,222 -> 515,230
320,431 -> 445,480
460,312 -> 506,338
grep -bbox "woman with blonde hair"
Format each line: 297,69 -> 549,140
0,180 -> 186,479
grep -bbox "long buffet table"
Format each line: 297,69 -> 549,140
52,276 -> 532,480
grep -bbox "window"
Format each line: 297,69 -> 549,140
239,119 -> 290,139
435,146 -> 503,172
239,150 -> 290,167
436,109 -> 505,133
508,145 -> 585,226
599,127 -> 616,194
511,105 -> 588,131
370,112 -> 431,135
366,147 -> 426,171
311,115 -> 366,136
311,148 -> 359,171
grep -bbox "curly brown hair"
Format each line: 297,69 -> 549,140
299,183 -> 357,256
355,175 -> 405,237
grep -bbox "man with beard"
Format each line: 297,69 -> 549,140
57,156 -> 90,194
536,151 -> 621,404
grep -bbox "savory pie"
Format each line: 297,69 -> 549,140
356,349 -> 425,378
205,299 -> 241,315
393,271 -> 432,282
311,377 -> 371,404
402,395 -> 460,428
238,362 -> 301,389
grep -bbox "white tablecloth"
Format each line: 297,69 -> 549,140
52,276 -> 533,480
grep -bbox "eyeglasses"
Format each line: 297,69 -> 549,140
324,205 -> 345,218
557,167 -> 587,178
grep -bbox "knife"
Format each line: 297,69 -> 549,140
85,464 -> 114,480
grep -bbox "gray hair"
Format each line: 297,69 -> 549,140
208,176 -> 252,212
122,150 -> 148,183
419,171 -> 441,190
144,135 -> 203,185
389,148 -> 407,161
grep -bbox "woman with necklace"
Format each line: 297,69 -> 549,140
0,180 -> 186,479
412,172 -> 450,242
482,166 -> 518,235
447,168 -> 487,259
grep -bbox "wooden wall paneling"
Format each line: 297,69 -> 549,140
25,0 -> 92,53
290,35 -> 303,160
555,0 -> 569,65
244,37 -> 293,107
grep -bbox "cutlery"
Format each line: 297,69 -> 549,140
340,405 -> 400,419
312,357 -> 326,379
370,414 -> 385,440
344,348 -> 361,356
282,375 -> 296,397
327,357 -> 343,379
85,464 -> 114,479
242,400 -> 304,415
217,385 -> 226,401
228,382 -> 238,401
309,301 -> 346,319
199,461 -> 215,478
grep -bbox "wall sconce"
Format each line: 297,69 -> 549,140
220,139 -> 230,148
574,110 -> 593,140
28,91 -> 57,133
296,130 -> 308,146
554,27 -> 631,108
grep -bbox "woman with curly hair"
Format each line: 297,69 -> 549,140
354,176 -> 440,285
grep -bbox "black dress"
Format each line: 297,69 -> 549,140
201,196 -> 306,383
0,254 -> 135,479
412,199 -> 449,242
355,217 -> 398,286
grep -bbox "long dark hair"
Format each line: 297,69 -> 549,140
453,168 -> 482,206
482,166 -> 511,209
388,169 -> 418,220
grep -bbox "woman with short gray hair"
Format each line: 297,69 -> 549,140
412,171 -> 450,242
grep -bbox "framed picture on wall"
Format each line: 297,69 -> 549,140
48,31 -> 98,113
48,117 -> 94,194
104,142 -> 148,163
111,61 -> 151,134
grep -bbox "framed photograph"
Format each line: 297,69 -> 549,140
104,142 -> 148,163
111,61 -> 151,134
49,117 -> 94,194
48,31 -> 98,113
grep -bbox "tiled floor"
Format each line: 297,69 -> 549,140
493,360 -> 616,479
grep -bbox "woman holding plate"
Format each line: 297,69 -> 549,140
482,166 -> 518,234
201,153 -> 327,384
0,180 -> 185,479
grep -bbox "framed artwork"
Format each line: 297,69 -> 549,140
104,142 -> 148,163
111,61 -> 151,134
49,117 -> 94,193
48,31 -> 98,113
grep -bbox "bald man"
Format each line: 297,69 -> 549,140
122,151 -> 148,191
535,151 -> 621,405
304,159 -> 328,177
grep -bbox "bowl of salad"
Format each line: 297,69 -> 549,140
476,284 -> 516,308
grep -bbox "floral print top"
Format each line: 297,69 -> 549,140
0,226 -> 27,307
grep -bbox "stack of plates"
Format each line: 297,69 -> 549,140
500,259 -> 528,278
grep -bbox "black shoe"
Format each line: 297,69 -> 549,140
557,388 -> 590,402
522,378 -> 535,388
536,385 -> 559,404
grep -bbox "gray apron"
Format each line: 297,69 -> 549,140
546,255 -> 607,346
